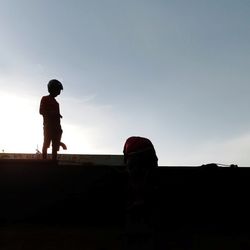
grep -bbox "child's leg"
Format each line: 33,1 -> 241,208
43,127 -> 51,159
51,128 -> 62,160
42,146 -> 48,159
52,147 -> 57,161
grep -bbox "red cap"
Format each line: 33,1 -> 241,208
123,136 -> 154,156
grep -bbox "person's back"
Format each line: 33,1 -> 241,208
123,136 -> 158,175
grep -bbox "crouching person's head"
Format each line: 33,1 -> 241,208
123,136 -> 158,177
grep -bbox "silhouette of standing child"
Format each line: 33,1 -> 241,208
39,79 -> 67,160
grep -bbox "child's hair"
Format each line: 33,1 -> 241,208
47,79 -> 63,93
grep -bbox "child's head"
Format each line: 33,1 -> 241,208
47,79 -> 63,97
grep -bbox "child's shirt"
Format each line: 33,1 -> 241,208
39,95 -> 61,128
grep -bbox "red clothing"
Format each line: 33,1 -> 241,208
123,136 -> 154,156
39,95 -> 61,128
40,95 -> 62,151
123,136 -> 158,165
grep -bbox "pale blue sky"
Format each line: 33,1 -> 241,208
0,0 -> 250,166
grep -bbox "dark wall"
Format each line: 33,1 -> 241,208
0,160 -> 128,225
154,166 -> 250,233
0,160 -> 250,232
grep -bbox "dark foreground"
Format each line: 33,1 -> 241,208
0,159 -> 250,249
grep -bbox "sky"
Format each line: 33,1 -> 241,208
0,0 -> 250,166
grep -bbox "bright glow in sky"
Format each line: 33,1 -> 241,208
1,0 -> 250,166
0,91 -> 41,153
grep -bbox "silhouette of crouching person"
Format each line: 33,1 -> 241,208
123,136 -> 158,225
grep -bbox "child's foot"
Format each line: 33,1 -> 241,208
60,142 -> 67,150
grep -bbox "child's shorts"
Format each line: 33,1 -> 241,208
43,126 -> 62,151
